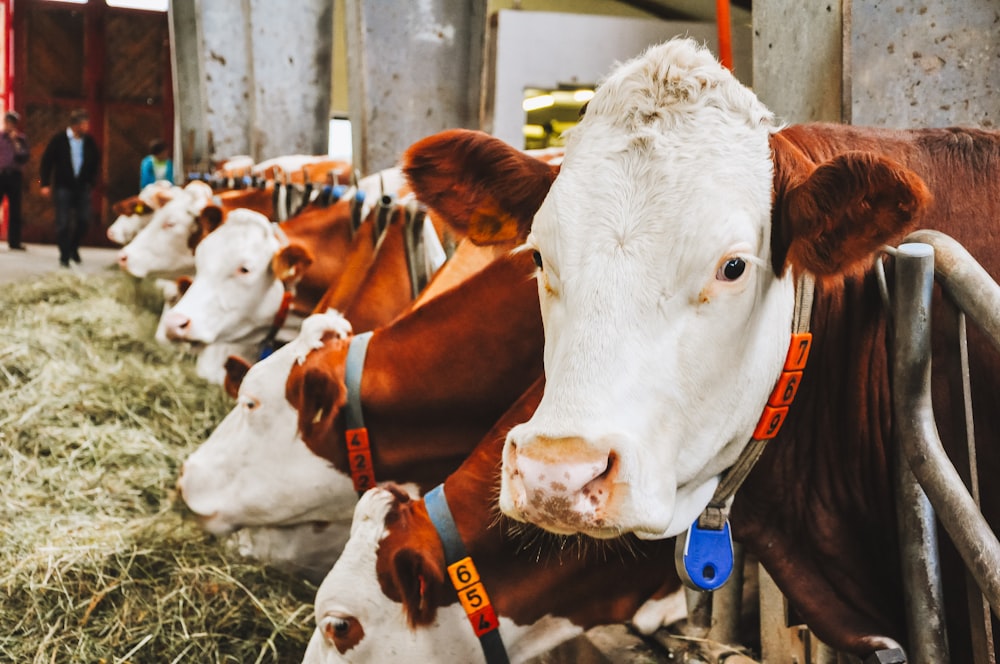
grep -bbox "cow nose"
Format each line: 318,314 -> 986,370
163,311 -> 192,339
504,435 -> 618,530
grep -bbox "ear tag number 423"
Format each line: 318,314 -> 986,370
676,519 -> 734,592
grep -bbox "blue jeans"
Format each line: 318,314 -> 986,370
54,185 -> 92,263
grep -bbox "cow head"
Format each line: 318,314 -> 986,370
177,311 -> 356,535
471,38 -> 930,540
303,486 -> 512,663
107,181 -> 177,245
162,208 -> 312,346
116,180 -> 216,278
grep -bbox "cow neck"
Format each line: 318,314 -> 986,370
424,485 -> 511,664
258,223 -> 297,360
677,271 -> 815,592
343,331 -> 375,493
345,253 -> 542,490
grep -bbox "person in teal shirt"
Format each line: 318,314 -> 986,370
139,139 -> 174,190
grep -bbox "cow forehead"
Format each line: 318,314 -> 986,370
196,213 -> 278,269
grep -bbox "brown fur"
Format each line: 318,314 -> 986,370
735,122 -> 1000,659
271,243 -> 314,287
373,379 -> 682,631
402,129 -> 558,245
222,356 -> 251,399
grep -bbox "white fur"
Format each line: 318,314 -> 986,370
302,488 -> 583,664
117,181 -> 214,278
178,318 -> 356,534
499,38 -> 796,540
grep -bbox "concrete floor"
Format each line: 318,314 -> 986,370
0,242 -> 122,284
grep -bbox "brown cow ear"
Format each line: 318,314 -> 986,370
391,547 -> 445,628
272,243 -> 314,285
223,356 -> 251,399
286,360 -> 347,456
152,188 -> 177,208
781,152 -> 930,280
402,129 -> 558,246
198,205 -> 225,235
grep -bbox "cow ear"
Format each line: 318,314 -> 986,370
273,243 -> 314,285
152,187 -> 176,208
223,356 -> 251,399
286,360 -> 347,456
778,151 -> 931,280
198,205 -> 225,235
391,547 -> 445,628
402,129 -> 558,246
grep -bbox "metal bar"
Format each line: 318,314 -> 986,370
709,541 -> 744,645
893,242 -> 1000,621
903,230 -> 1000,355
892,242 -> 950,663
938,301 -> 996,664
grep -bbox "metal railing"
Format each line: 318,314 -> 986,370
893,230 -> 1000,664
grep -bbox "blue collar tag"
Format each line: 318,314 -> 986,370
675,518 -> 734,592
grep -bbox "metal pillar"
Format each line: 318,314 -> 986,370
344,0 -> 486,174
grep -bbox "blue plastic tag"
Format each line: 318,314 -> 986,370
675,519 -> 734,592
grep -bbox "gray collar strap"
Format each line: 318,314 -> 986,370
344,331 -> 374,493
424,485 -> 510,664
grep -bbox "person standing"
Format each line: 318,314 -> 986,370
0,111 -> 30,250
39,108 -> 100,268
139,139 -> 174,190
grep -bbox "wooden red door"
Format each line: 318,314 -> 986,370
10,0 -> 173,247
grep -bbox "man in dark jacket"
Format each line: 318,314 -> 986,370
39,108 -> 100,267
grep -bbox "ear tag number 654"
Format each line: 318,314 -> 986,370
675,519 -> 734,592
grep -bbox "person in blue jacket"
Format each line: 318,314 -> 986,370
139,139 -> 174,190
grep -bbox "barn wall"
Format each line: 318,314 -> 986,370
170,0 -> 332,171
753,0 -> 999,128
344,0 -> 486,174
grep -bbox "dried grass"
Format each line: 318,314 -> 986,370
0,268 -> 315,663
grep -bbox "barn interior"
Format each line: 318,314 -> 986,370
1,1 -> 999,663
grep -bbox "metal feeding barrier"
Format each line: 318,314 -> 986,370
893,230 -> 1000,664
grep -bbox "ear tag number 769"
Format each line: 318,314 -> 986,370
675,519 -> 734,592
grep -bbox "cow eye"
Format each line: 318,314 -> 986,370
532,250 -> 543,270
320,614 -> 364,650
238,265 -> 251,275
241,396 -> 259,410
717,257 -> 746,281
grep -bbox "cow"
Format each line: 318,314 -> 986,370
117,180 -> 219,278
107,180 -> 177,245
301,377 -> 688,663
416,38 -> 1000,662
159,169 -> 433,381
176,136 -> 558,573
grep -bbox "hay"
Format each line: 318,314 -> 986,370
0,269 -> 315,663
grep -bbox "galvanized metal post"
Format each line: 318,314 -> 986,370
892,242 -> 950,663
889,245 -> 948,662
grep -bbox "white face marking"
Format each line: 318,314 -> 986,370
499,38 -> 796,540
178,313 -> 356,534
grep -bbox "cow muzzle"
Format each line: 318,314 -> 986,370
500,434 -> 623,537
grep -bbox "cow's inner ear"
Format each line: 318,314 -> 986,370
390,546 -> 445,628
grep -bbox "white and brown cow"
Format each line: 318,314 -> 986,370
416,38 -> 1000,661
302,378 -> 687,663
107,180 -> 178,245
117,180 -> 218,278
176,137 -> 558,573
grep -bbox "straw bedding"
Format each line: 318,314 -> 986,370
0,269 -> 315,663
